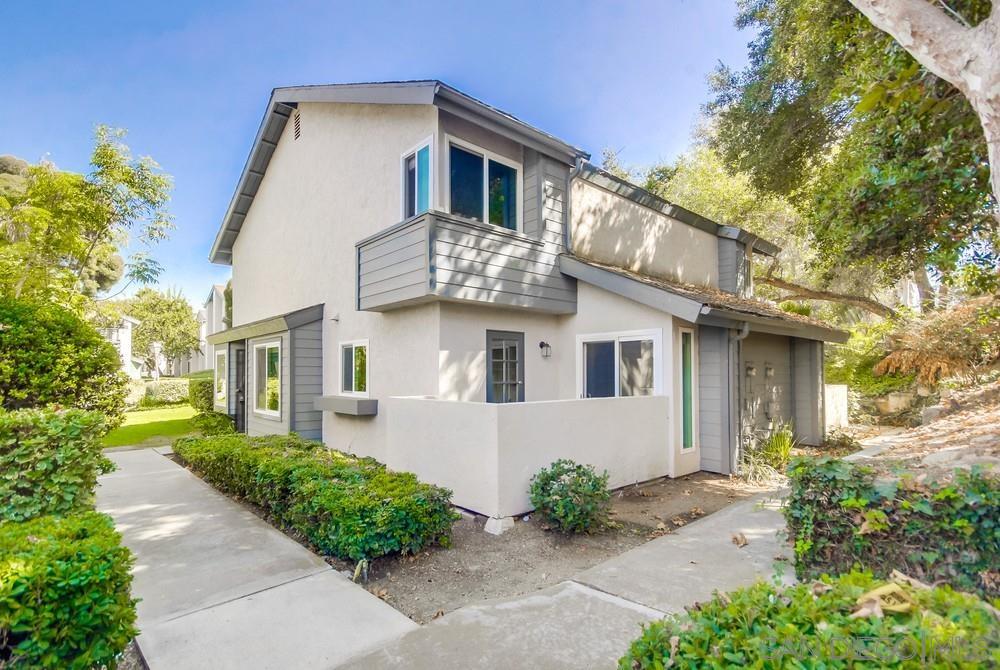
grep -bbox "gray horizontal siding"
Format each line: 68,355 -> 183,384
357,202 -> 577,313
718,238 -> 751,297
357,216 -> 430,311
291,320 -> 323,441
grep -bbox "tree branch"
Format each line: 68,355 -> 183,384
756,275 -> 898,319
847,0 -> 969,85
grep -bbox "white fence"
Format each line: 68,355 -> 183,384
383,395 -> 672,519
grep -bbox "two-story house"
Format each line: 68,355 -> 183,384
207,81 -> 846,531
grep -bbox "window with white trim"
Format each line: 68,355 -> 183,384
402,138 -> 432,219
340,340 -> 368,397
447,138 -> 520,231
577,330 -> 662,398
253,341 -> 281,416
214,350 -> 227,405
680,329 -> 697,450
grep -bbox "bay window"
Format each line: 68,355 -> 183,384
448,139 -> 519,231
253,341 -> 281,417
578,330 -> 661,398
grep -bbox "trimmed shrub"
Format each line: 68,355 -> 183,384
529,459 -> 610,533
0,408 -> 111,522
0,511 -> 137,669
174,434 -> 458,561
785,457 -> 999,598
140,378 -> 190,406
188,377 -> 214,413
619,571 -> 1000,669
192,411 -> 235,436
0,297 -> 127,427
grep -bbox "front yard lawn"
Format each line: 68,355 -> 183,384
102,405 -> 197,448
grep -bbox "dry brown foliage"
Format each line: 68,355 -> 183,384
875,296 -> 1000,385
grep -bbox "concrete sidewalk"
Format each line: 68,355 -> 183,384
97,449 -> 416,670
338,493 -> 790,669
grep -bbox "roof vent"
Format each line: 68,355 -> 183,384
293,111 -> 301,140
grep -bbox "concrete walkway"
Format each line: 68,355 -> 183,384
97,449 -> 416,669
337,493 -> 790,669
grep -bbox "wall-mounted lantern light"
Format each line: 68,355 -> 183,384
746,364 -> 757,377
764,364 -> 775,378
539,341 -> 552,358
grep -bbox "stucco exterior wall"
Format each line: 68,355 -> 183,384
385,395 -> 671,519
570,179 -> 719,288
230,102 -> 444,455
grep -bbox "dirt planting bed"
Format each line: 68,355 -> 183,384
336,472 -> 769,622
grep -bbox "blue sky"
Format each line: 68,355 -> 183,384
1,0 -> 750,304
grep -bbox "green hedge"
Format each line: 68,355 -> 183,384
174,434 -> 458,561
0,512 -> 137,669
0,297 -> 128,428
188,377 -> 214,413
139,378 -> 190,406
0,408 -> 112,523
785,457 -> 999,598
619,571 -> 999,668
191,411 -> 234,436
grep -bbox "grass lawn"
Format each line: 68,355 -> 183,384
102,405 -> 197,448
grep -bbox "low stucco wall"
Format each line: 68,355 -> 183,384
384,395 -> 672,519
824,384 -> 849,429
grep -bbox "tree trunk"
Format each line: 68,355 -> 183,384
847,0 -> 1000,219
912,265 -> 935,312
755,275 -> 898,318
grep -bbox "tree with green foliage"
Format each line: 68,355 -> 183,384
0,127 -> 172,310
0,297 -> 128,426
123,288 -> 200,374
707,0 -> 997,306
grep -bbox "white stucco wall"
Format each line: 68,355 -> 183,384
385,395 -> 672,519
230,102 -> 444,456
570,179 -> 720,288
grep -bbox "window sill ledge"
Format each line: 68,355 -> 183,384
314,395 -> 378,416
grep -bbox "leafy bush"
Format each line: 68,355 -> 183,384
124,379 -> 146,407
174,434 -> 458,561
619,571 -> 999,669
825,320 -> 914,397
188,377 -> 214,413
785,457 -> 999,598
139,378 -> 190,406
0,511 -> 137,669
0,297 -> 128,427
821,429 -> 862,456
192,411 -> 234,436
529,459 -> 610,533
0,408 -> 112,522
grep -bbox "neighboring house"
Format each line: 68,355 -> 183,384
99,315 -> 143,380
174,284 -> 228,375
207,81 -> 847,530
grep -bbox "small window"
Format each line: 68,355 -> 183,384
214,350 -> 227,404
402,140 -> 431,218
579,331 -> 660,398
253,341 -> 281,416
680,330 -> 696,449
341,340 -> 368,396
448,139 -> 520,231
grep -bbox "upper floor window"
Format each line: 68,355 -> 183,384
402,139 -> 431,219
448,139 -> 519,231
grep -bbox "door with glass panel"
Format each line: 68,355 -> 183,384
486,331 -> 524,403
